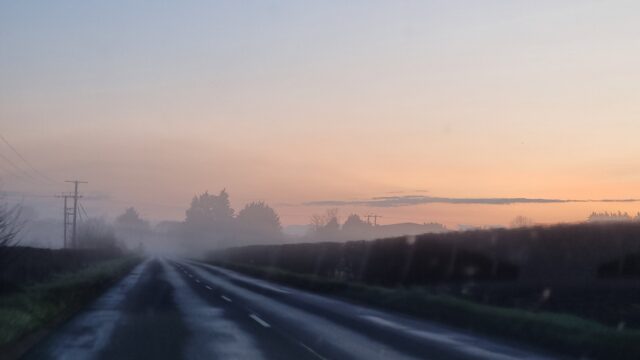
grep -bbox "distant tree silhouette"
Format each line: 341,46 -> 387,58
341,214 -> 371,239
115,207 -> 150,248
342,214 -> 367,229
116,207 -> 149,231
588,211 -> 633,223
309,208 -> 340,239
237,201 -> 282,244
185,189 -> 234,225
184,189 -> 236,247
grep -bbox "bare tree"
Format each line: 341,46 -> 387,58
309,208 -> 340,239
0,201 -> 22,273
77,218 -> 118,250
309,214 -> 326,233
310,208 -> 338,231
0,202 -> 21,247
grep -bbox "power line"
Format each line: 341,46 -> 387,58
1,191 -> 58,199
0,150 -> 34,181
0,134 -> 58,184
0,159 -> 24,180
77,204 -> 84,222
79,203 -> 89,220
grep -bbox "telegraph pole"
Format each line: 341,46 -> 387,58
63,195 -> 69,248
55,193 -> 73,248
65,180 -> 87,248
365,214 -> 381,226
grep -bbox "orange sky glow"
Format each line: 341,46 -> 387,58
2,1 -> 640,229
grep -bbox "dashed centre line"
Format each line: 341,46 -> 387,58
249,314 -> 270,328
206,285 -> 213,290
195,279 -> 200,283
221,295 -> 232,302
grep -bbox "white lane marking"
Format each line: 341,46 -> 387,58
221,295 -> 232,302
299,342 -> 327,360
187,262 -> 292,294
195,279 -> 201,283
206,286 -> 213,290
249,314 -> 270,328
214,267 -> 291,294
163,263 -> 264,359
188,274 -> 193,278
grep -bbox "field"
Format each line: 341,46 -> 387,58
0,248 -> 140,353
208,222 -> 640,359
0,247 -> 123,294
208,261 -> 640,359
210,222 -> 640,326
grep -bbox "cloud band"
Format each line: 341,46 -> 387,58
303,195 -> 640,208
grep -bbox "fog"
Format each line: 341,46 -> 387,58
3,2 -> 640,358
12,183 -> 640,260
9,187 -> 451,258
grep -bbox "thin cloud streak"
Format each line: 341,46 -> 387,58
303,195 -> 640,208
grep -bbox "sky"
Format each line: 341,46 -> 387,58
2,1 -> 640,228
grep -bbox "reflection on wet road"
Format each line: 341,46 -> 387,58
24,259 -> 554,360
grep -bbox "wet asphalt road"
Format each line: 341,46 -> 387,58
23,259 -> 556,360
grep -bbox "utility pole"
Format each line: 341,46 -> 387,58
62,195 -> 67,248
65,180 -> 87,248
365,214 -> 381,226
55,193 -> 74,248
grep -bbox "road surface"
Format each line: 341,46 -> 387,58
24,258 -> 555,359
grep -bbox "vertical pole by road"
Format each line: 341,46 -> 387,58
65,180 -> 87,248
56,193 -> 72,248
63,195 -> 68,248
72,181 -> 78,248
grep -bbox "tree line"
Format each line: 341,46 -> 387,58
111,189 -> 283,252
211,221 -> 640,286
587,211 -> 640,223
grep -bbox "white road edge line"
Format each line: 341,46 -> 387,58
221,295 -> 232,302
249,314 -> 270,328
299,342 -> 327,360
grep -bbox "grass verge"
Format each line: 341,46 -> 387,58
212,261 -> 640,360
0,256 -> 140,350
